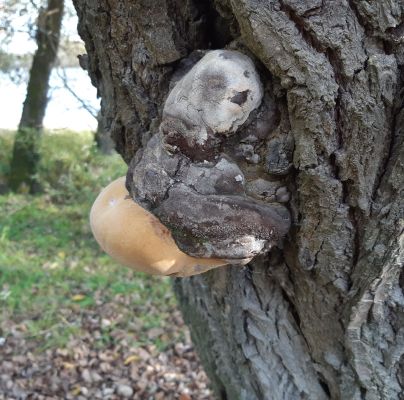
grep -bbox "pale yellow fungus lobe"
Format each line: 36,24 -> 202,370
90,177 -> 227,277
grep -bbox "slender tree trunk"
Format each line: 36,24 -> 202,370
76,55 -> 115,154
95,111 -> 115,155
9,0 -> 64,193
73,1 -> 404,399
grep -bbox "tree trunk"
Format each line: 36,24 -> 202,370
73,1 -> 404,398
9,0 -> 64,193
95,111 -> 115,154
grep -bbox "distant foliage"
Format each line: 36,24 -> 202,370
0,0 -> 42,45
0,129 -> 127,200
0,49 -> 31,83
0,131 -> 14,188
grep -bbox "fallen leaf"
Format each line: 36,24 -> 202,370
71,294 -> 85,302
70,385 -> 81,396
124,355 -> 140,365
63,362 -> 76,370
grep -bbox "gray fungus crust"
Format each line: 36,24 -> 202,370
127,50 -> 291,262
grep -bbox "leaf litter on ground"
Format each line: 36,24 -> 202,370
0,130 -> 214,399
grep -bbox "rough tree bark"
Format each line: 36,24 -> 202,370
73,1 -> 403,399
9,0 -> 64,193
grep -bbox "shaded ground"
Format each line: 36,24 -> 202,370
0,299 -> 211,399
0,130 -> 213,399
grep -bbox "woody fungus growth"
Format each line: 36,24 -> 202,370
90,177 -> 226,277
161,49 -> 263,160
90,50 -> 291,276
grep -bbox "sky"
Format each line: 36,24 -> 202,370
1,0 -> 81,54
0,68 -> 99,131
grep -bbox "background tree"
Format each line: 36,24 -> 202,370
73,1 -> 404,399
8,0 -> 64,193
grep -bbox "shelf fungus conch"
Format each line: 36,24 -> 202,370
161,50 -> 264,160
91,50 -> 291,276
90,177 -> 227,277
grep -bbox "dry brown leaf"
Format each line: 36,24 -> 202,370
124,354 -> 140,365
62,362 -> 76,370
71,294 -> 85,301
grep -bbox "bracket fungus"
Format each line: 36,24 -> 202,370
90,50 -> 291,277
161,49 -> 263,161
90,177 -> 226,277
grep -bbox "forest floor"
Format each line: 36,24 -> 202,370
0,130 -> 212,400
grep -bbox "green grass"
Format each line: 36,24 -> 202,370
0,130 -> 178,351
